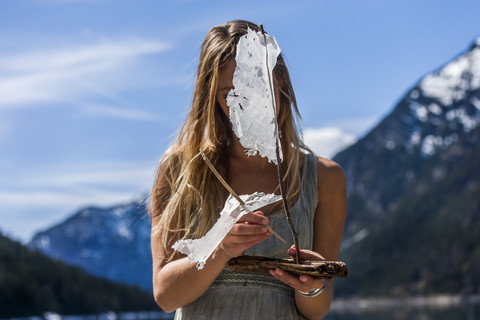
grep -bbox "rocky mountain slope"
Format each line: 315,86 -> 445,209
334,37 -> 480,296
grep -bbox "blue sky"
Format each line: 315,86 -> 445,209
1,0 -> 479,242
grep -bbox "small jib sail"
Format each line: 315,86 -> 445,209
172,192 -> 282,269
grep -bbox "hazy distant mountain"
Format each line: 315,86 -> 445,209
29,200 -> 153,290
29,37 -> 480,298
334,37 -> 480,297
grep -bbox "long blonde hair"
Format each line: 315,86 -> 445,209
150,20 -> 308,260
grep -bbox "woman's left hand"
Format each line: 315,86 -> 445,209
269,246 -> 327,293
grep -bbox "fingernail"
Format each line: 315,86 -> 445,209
300,276 -> 308,283
261,227 -> 267,232
276,269 -> 283,275
265,231 -> 271,236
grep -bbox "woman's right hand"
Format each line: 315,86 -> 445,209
218,211 -> 271,258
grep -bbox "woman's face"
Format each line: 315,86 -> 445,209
216,59 -> 281,118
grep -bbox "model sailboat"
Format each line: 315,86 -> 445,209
173,25 -> 347,279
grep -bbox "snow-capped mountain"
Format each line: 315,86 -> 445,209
334,37 -> 480,296
335,37 -> 479,232
29,199 -> 153,289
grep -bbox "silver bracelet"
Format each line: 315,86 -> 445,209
296,285 -> 325,298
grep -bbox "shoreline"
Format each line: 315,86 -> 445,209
330,294 -> 480,313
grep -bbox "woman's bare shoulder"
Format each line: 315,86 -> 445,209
316,156 -> 345,178
315,156 -> 346,192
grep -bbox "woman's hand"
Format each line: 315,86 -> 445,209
269,246 -> 327,293
218,211 -> 271,258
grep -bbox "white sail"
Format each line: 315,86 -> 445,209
226,27 -> 283,164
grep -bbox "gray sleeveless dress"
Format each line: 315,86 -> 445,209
174,154 -> 318,320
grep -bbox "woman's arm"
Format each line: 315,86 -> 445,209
151,208 -> 271,312
270,157 -> 347,320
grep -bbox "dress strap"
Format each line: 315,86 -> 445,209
298,153 -> 318,221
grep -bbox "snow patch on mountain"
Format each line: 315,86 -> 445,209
446,108 -> 477,132
341,228 -> 369,250
472,96 -> 480,110
420,135 -> 444,157
37,235 -> 50,249
428,103 -> 442,116
420,39 -> 480,105
410,101 -> 429,122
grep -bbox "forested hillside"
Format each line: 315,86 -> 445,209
0,232 -> 158,318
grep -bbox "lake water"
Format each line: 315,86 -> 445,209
8,298 -> 479,320
161,300 -> 480,320
325,304 -> 480,320
325,298 -> 480,320
163,296 -> 480,319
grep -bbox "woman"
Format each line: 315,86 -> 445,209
150,20 -> 346,320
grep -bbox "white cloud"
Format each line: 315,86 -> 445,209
0,39 -> 169,72
6,160 -> 157,190
84,103 -> 162,122
303,127 -> 357,158
324,116 -> 381,137
0,189 -> 136,209
0,160 -> 157,242
0,39 -> 171,108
